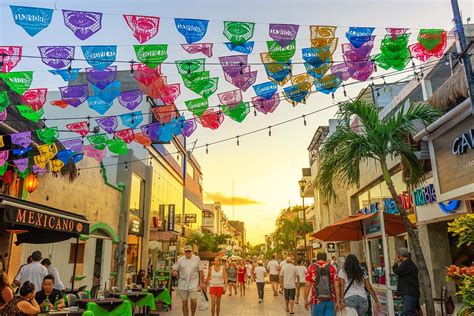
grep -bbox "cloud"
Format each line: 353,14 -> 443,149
204,192 -> 262,206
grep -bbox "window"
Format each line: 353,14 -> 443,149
69,243 -> 85,263
130,173 -> 144,217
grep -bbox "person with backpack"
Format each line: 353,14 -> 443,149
338,254 -> 381,316
304,252 -> 341,316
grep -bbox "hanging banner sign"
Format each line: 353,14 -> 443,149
132,63 -> 162,86
188,78 -> 219,98
181,43 -> 213,57
269,24 -> 299,48
310,25 -> 338,48
218,89 -> 242,106
374,33 -> 410,71
134,44 -> 168,69
314,74 -> 342,94
409,29 -> 447,62
123,14 -> 160,44
223,21 -> 255,46
152,104 -> 178,124
81,45 -> 117,70
219,55 -> 248,78
118,90 -> 143,111
87,133 -> 109,150
63,10 -> 103,40
195,109 -> 224,130
181,118 -> 197,137
176,58 -> 206,78
59,84 -> 89,108
283,83 -> 311,104
133,132 -> 152,147
225,71 -> 257,92
82,145 -> 106,162
14,158 -> 29,173
0,46 -> 22,73
107,138 -> 128,155
140,122 -> 162,141
167,204 -> 176,231
305,62 -> 332,80
17,105 -> 44,123
0,92 -> 10,112
61,139 -> 83,153
10,6 -> 53,37
38,46 -> 75,69
175,18 -> 209,44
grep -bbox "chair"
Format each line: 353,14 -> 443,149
434,286 -> 448,316
65,294 -> 78,307
89,285 -> 100,299
77,292 -> 88,300
77,285 -> 87,292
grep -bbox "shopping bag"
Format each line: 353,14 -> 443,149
198,290 -> 209,311
337,307 -> 358,316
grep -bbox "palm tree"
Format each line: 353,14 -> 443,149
316,100 -> 441,315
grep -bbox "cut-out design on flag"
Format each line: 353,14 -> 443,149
59,84 -> 89,108
13,146 -> 32,156
21,88 -> 47,111
218,89 -> 242,106
374,32 -> 410,71
92,81 -> 121,103
158,84 -> 181,105
0,110 -> 7,123
17,105 -> 44,123
0,71 -> 33,95
152,104 -> 178,124
14,158 -> 29,173
0,92 -> 10,112
0,46 -> 22,73
224,71 -> 257,91
304,61 -> 332,80
185,98 -> 208,117
10,6 -> 53,36
134,44 -> 168,69
252,93 -> 280,114
253,82 -> 278,100
314,74 -> 342,94
34,154 -> 50,169
36,127 -> 59,145
50,159 -> 65,172
66,120 -> 89,137
195,109 -> 224,130
159,118 -> 183,142
87,134 -> 109,150
290,73 -> 313,86
224,42 -> 254,54
267,40 -> 296,62
386,28 -> 409,40
0,151 -> 8,166
96,116 -> 118,134
181,43 -> 213,57
310,25 -> 338,48
181,118 -> 197,137
221,102 -> 249,123
341,39 -> 375,62
331,63 -> 351,81
81,45 -> 117,70
82,145 -> 106,162
133,132 -> 152,147
346,27 -> 375,48
123,14 -> 160,44
283,83 -> 311,104
37,143 -> 58,159
118,90 -> 143,111
38,46 -> 75,69
137,76 -> 167,98
187,78 -> 219,98
120,111 -> 143,129
49,68 -> 80,82
87,96 -> 113,115
86,66 -> 118,89
107,138 -> 128,155
269,24 -> 299,48
63,10 -> 103,40
114,129 -> 135,144
302,47 -> 333,67
132,63 -> 162,86
223,21 -> 255,46
261,52 -> 292,85
181,71 -> 210,88
33,165 -> 47,175
219,55 -> 248,78
175,18 -> 209,44
61,139 -> 83,153
140,122 -> 162,141
176,59 -> 206,78
11,132 -> 31,148
409,29 -> 447,61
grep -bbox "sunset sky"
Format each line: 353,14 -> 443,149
3,0 -> 471,244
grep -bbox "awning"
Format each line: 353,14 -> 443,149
0,194 -> 90,245
311,211 -> 412,242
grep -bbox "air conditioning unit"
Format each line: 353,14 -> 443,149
415,141 -> 430,160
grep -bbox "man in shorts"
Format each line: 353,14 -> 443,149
266,254 -> 280,296
172,245 -> 204,316
280,257 -> 299,314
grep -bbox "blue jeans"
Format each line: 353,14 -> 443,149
403,295 -> 420,316
312,301 -> 335,316
344,295 -> 369,316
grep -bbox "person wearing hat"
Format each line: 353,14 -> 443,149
280,257 -> 299,314
172,245 -> 204,316
253,260 -> 267,303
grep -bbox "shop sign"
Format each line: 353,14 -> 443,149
184,213 -> 197,224
312,242 -> 322,249
167,204 -> 175,231
364,217 -> 381,235
452,128 -> 474,155
129,219 -> 142,234
327,243 -> 336,253
157,204 -> 166,231
359,202 -> 380,215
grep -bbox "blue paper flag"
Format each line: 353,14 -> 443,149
92,81 -> 121,103
224,41 -> 255,54
87,96 -> 113,115
49,68 -> 81,81
120,111 -> 143,129
253,82 -> 278,100
284,84 -> 311,103
81,45 -> 117,70
302,47 -> 332,67
159,118 -> 182,143
13,146 -> 32,156
175,18 -> 209,44
314,75 -> 342,94
73,153 -> 84,163
304,62 -> 331,80
10,6 -> 53,36
264,61 -> 292,84
57,150 -> 73,164
346,27 -> 375,48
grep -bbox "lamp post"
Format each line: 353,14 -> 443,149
298,179 -> 308,261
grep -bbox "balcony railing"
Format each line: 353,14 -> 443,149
202,218 -> 214,226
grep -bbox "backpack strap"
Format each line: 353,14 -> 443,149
343,278 -> 355,297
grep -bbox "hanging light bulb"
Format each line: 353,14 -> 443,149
129,60 -> 135,75
303,115 -> 307,126
331,92 -> 335,99
254,107 -> 257,116
268,126 -> 272,137
343,85 -> 347,97
124,162 -> 128,171
149,157 -> 152,165
236,136 -> 240,146
373,63 -> 378,72
77,169 -> 81,177
206,144 -> 209,154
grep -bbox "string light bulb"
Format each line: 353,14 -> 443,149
236,136 -> 240,146
77,169 -> 80,177
331,92 -> 335,99
373,63 -> 378,72
129,60 -> 135,75
253,107 -> 257,116
206,144 -> 209,154
268,126 -> 272,137
343,85 -> 347,97
124,162 -> 128,171
303,115 -> 307,126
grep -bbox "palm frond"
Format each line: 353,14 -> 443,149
338,100 -> 380,130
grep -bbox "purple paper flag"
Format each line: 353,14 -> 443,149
96,116 -> 118,134
218,89 -> 242,106
118,90 -> 143,111
38,46 -> 75,69
0,110 -> 7,123
269,24 -> 299,48
59,84 -> 89,107
252,93 -> 280,114
61,139 -> 84,152
86,66 -> 118,89
63,10 -> 103,40
219,55 -> 248,78
0,151 -> 9,166
33,165 -> 47,175
14,158 -> 29,172
11,131 -> 31,148
181,119 -> 197,137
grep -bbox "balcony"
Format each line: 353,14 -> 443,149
202,218 -> 214,226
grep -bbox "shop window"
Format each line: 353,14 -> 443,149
69,243 -> 85,263
130,173 -> 144,218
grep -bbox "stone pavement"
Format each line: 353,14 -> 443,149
161,282 -> 310,315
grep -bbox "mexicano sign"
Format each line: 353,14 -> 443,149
12,208 -> 86,234
452,128 -> 474,155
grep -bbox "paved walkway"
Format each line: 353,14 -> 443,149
161,282 -> 310,315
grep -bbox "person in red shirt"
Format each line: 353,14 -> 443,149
304,252 -> 341,316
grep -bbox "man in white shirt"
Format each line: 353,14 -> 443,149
245,260 -> 253,285
280,257 -> 299,315
253,260 -> 266,303
172,245 -> 204,316
41,258 -> 65,291
279,257 -> 288,293
266,254 -> 279,296
295,259 -> 308,304
15,250 -> 48,291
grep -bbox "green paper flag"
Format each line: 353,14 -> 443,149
221,102 -> 250,123
134,44 -> 168,69
181,71 -> 210,88
0,164 -> 8,176
0,91 -> 11,112
19,169 -> 30,179
17,105 -> 44,123
223,21 -> 255,46
107,138 -> 128,155
0,71 -> 33,95
188,78 -> 219,98
176,59 -> 206,79
37,127 -> 59,145
418,29 -> 444,51
267,40 -> 296,62
374,34 -> 410,71
87,134 -> 109,150
185,98 -> 209,116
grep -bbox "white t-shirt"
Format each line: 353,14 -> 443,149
245,264 -> 253,276
48,265 -> 65,291
15,261 -> 48,291
296,265 -> 307,283
254,266 -> 266,283
172,255 -> 204,290
267,260 -> 279,275
338,269 -> 367,299
280,263 -> 298,289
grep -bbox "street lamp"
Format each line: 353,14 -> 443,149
298,179 -> 308,261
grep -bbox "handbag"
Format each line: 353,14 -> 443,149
344,278 -> 355,297
337,307 -> 358,316
198,290 -> 208,311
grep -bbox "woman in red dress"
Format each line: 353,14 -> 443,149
237,259 -> 247,296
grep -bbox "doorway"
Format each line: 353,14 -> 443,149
93,239 -> 103,287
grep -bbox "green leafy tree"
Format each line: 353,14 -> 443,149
316,100 -> 440,315
187,232 -> 231,252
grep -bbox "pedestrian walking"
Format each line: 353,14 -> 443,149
40,259 -> 65,291
245,260 -> 253,285
226,261 -> 237,296
280,257 -> 299,314
295,259 -> 307,304
205,257 -> 227,316
237,259 -> 247,296
338,254 -> 381,316
171,245 -> 205,316
266,254 -> 279,296
14,251 -> 47,291
304,252 -> 341,316
279,257 -> 288,294
393,247 -> 420,316
253,260 -> 266,303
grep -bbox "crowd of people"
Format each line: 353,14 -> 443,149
171,246 -> 421,316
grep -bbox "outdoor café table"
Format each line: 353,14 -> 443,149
77,297 -> 132,316
38,308 -> 85,316
145,287 -> 171,306
111,292 -> 155,315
